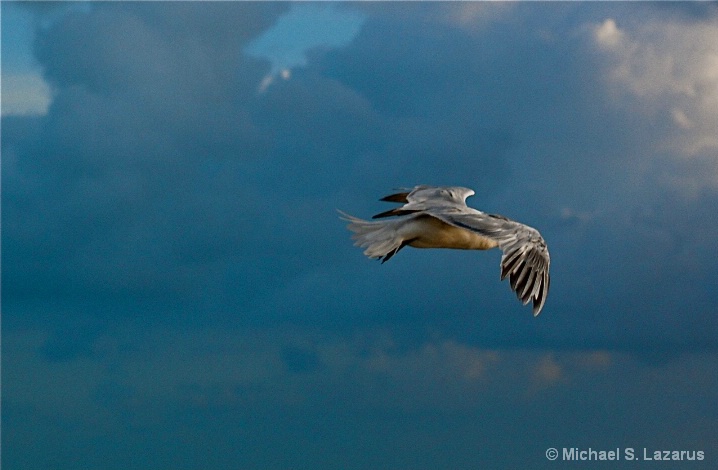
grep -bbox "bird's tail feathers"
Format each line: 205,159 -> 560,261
338,211 -> 405,263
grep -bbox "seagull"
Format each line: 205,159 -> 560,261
339,185 -> 551,315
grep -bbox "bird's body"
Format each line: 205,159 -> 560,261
397,215 -> 499,250
340,185 -> 551,315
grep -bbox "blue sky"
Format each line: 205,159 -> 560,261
2,2 -> 718,469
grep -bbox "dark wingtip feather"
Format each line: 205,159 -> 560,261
501,263 -> 511,281
381,239 -> 413,263
500,249 -> 523,280
373,208 -> 399,219
509,261 -> 525,291
372,209 -> 419,219
380,192 -> 410,203
532,273 -> 550,316
514,269 -> 531,301
381,249 -> 396,263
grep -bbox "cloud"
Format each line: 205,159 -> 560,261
4,325 -> 713,415
1,73 -> 52,116
257,67 -> 291,93
594,18 -> 624,48
4,325 -> 717,468
592,16 -> 718,161
4,4 -> 285,309
531,354 -> 565,390
353,1 -> 514,34
4,1 -> 718,356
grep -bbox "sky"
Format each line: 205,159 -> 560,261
2,2 -> 718,469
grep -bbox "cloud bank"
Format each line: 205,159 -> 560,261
4,2 -> 718,351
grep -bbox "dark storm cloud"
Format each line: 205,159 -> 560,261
5,4 -> 284,309
3,1 -> 718,355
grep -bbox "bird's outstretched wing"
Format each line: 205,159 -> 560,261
427,207 -> 551,316
373,185 -> 475,219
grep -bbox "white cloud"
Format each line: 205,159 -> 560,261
592,17 -> 718,160
593,18 -> 623,48
443,2 -> 515,32
356,2 -> 514,34
671,107 -> 693,130
1,73 -> 52,116
257,68 -> 291,93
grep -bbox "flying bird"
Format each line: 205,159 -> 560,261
339,185 -> 551,315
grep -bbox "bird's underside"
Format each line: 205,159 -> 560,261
340,185 -> 551,315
